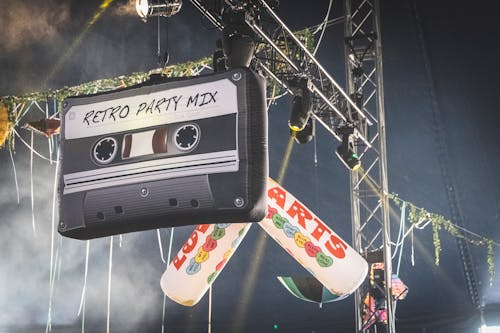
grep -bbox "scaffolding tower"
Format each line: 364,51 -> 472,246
345,0 -> 394,332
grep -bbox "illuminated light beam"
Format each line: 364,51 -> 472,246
232,132 -> 296,330
276,131 -> 297,184
42,0 -> 116,88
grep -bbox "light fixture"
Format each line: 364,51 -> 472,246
136,0 -> 182,22
288,77 -> 313,135
291,116 -> 315,144
288,94 -> 311,132
335,126 -> 361,171
222,9 -> 256,68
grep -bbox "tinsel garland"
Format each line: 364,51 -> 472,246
0,103 -> 12,147
390,194 -> 496,286
0,27 -> 314,147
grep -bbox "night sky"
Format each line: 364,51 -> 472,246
1,0 -> 499,332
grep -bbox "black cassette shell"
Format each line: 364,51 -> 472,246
58,68 -> 268,240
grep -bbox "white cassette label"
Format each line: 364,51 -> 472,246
64,79 -> 237,140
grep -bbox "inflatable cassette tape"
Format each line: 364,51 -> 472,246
58,68 -> 268,240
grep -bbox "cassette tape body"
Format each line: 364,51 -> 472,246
59,68 -> 268,239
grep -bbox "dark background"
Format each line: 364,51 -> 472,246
0,0 -> 499,332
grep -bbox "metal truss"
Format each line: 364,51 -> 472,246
344,0 -> 394,332
189,0 -> 394,331
189,0 -> 372,142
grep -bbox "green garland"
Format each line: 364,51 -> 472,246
390,194 -> 496,286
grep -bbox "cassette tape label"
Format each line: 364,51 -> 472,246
65,79 -> 236,140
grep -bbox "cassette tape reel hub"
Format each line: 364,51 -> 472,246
58,68 -> 268,239
174,123 -> 200,151
93,137 -> 118,165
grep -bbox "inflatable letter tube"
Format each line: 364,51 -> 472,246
161,223 -> 251,306
260,178 -> 368,299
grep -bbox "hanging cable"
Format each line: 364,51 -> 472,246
312,0 -> 333,56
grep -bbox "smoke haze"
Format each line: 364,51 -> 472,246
111,0 -> 137,16
0,0 -> 70,52
0,134 -> 194,331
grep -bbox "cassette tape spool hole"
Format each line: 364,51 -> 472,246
174,124 -> 200,152
92,137 -> 118,165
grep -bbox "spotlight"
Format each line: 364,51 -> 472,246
335,126 -> 361,171
222,10 -> 256,68
288,77 -> 313,133
288,94 -> 311,132
291,116 -> 315,145
136,0 -> 182,22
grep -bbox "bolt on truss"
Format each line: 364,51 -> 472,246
345,0 -> 395,332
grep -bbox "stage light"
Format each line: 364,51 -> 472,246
288,95 -> 311,132
288,78 -> 313,134
136,0 -> 182,22
335,127 -> 361,171
291,116 -> 315,145
222,10 -> 256,68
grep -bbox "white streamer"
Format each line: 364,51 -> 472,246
45,240 -> 60,333
30,131 -> 37,236
8,149 -> 20,204
13,128 -> 51,161
161,227 -> 175,333
77,240 -> 90,316
411,229 -> 415,266
157,229 -> 166,264
46,149 -> 60,333
208,285 -> 212,333
106,236 -> 114,333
